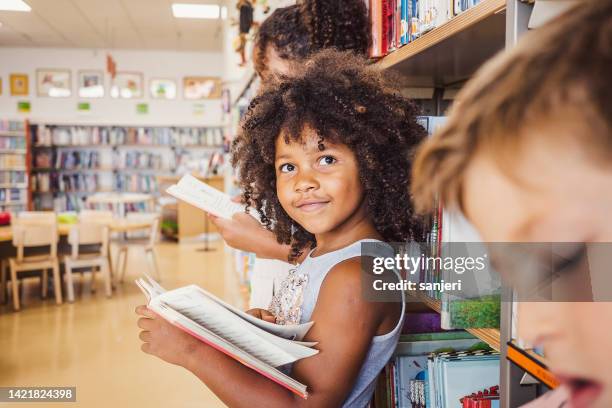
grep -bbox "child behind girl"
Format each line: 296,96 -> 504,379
136,50 -> 425,407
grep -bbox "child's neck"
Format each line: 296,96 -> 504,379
313,201 -> 381,257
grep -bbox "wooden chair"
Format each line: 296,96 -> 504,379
64,221 -> 111,302
79,210 -> 114,223
7,215 -> 61,311
116,213 -> 161,284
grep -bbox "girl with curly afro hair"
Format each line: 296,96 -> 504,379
137,50 -> 426,408
234,50 -> 425,263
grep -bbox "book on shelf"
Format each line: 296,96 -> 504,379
0,154 -> 26,168
409,116 -> 501,330
0,120 -> 25,132
32,124 -> 224,147
0,171 -> 26,185
166,173 -> 246,219
0,188 -> 26,204
0,136 -> 26,149
378,335 -> 498,408
135,273 -> 317,399
114,174 -> 158,194
370,0 -> 486,58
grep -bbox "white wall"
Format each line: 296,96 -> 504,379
0,47 -> 225,127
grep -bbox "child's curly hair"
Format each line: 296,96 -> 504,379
254,0 -> 371,76
233,50 -> 426,262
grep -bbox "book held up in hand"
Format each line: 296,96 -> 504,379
135,274 -> 317,399
165,174 -> 245,219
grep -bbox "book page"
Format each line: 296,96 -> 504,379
190,285 -> 314,341
166,174 -> 245,219
137,275 -> 314,342
150,302 -> 308,399
154,287 -> 318,366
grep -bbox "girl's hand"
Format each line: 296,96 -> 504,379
245,308 -> 276,323
135,305 -> 201,367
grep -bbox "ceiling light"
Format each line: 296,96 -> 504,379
172,3 -> 220,19
0,0 -> 31,12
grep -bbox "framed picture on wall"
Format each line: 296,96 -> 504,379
78,70 -> 104,98
110,71 -> 143,99
10,73 -> 29,96
149,78 -> 177,100
183,76 -> 222,100
36,69 -> 72,97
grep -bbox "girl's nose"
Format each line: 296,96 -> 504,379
294,170 -> 319,193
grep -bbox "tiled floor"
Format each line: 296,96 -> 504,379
0,241 -> 241,408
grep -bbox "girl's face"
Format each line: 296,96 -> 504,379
274,127 -> 365,237
462,122 -> 612,408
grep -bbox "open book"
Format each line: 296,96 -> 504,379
166,174 -> 245,219
135,274 -> 317,399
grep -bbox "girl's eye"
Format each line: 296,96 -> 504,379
279,163 -> 295,173
318,156 -> 336,166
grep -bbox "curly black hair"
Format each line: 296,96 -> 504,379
254,0 -> 371,76
232,50 -> 426,262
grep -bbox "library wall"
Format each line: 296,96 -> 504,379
0,47 -> 224,126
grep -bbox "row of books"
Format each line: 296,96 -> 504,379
34,150 -> 177,172
0,188 -> 26,203
0,154 -> 26,168
113,174 -> 159,194
175,150 -> 224,178
53,150 -> 104,170
407,117 -> 501,330
0,137 -> 26,149
370,0 -> 483,57
0,120 -> 25,132
0,171 -> 26,185
376,333 -> 499,407
30,172 -> 161,194
115,150 -> 172,170
31,173 -> 107,193
33,125 -> 225,147
34,194 -> 150,213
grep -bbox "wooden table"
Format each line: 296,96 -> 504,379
0,219 -> 154,243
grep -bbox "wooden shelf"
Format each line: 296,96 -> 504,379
378,0 -> 506,87
410,292 -> 501,351
0,131 -> 25,137
0,167 -> 27,171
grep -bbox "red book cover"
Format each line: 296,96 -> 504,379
381,0 -> 389,55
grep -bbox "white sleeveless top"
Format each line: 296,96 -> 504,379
296,239 -> 405,408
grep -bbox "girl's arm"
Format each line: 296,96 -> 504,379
208,212 -> 294,262
209,212 -> 308,263
136,258 -> 396,407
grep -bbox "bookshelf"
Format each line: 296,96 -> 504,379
0,119 -> 30,213
374,1 -> 537,407
28,123 -> 225,212
379,0 -> 506,86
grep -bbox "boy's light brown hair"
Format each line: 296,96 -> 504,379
411,0 -> 612,215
